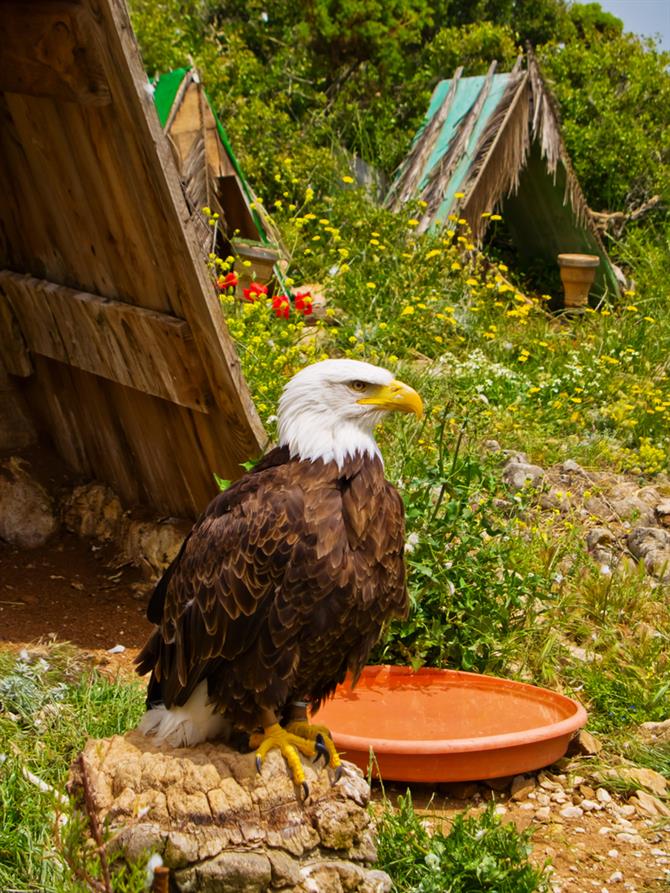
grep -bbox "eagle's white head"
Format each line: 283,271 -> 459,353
278,359 -> 423,467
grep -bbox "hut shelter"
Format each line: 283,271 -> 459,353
0,0 -> 265,519
153,67 -> 284,291
386,56 -> 618,297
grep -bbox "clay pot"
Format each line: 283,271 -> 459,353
558,253 -> 600,308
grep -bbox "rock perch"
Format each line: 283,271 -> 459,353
68,732 -> 391,892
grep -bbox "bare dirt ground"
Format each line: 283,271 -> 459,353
0,531 -> 152,672
1,534 -> 668,892
379,780 -> 670,892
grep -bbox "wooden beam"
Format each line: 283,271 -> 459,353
0,271 -> 212,412
0,291 -> 32,376
0,1 -> 111,105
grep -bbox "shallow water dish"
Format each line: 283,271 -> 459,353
314,666 -> 587,782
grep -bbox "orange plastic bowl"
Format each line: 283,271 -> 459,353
313,666 -> 587,782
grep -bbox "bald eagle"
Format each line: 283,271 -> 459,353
136,359 -> 422,789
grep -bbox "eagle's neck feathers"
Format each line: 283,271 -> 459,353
278,407 -> 384,469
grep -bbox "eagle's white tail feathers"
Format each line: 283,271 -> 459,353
137,681 -> 230,747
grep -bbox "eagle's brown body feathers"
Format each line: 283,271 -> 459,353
136,445 -> 408,731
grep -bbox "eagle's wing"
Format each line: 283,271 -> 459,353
137,454 -> 347,720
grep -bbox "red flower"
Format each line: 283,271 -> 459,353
294,291 -> 313,316
243,281 -> 268,302
272,295 -> 290,319
217,271 -> 238,291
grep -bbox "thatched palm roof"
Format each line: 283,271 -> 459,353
386,55 -> 618,296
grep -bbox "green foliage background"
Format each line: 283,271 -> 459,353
131,0 -> 670,211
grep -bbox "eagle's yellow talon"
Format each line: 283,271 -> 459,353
251,722 -> 318,786
286,721 -> 342,774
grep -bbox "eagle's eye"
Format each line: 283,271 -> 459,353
349,380 -> 367,392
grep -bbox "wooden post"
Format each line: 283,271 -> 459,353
152,865 -> 170,893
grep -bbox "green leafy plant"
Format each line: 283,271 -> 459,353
376,792 -> 551,892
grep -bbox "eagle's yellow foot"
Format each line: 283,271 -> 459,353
250,723 -> 318,796
285,721 -> 342,780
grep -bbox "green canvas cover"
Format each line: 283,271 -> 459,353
391,67 -> 619,297
151,68 -> 269,244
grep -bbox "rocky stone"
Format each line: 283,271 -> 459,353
559,805 -> 584,819
502,460 -> 545,491
654,500 -> 670,527
586,527 -> 616,552
596,788 -> 612,804
61,482 -> 125,543
0,456 -> 59,548
510,775 -> 536,801
602,766 -> 668,799
643,548 -> 670,579
501,450 -> 528,463
630,789 -> 670,818
639,718 -> 670,743
485,775 -> 514,792
626,527 -> 670,560
120,518 -> 190,577
561,460 -> 584,474
567,729 -> 602,756
68,733 -> 388,893
438,781 -> 481,800
615,832 -> 642,845
534,806 -> 552,822
61,481 -> 190,577
580,799 -> 599,812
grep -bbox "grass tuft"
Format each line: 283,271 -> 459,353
375,792 -> 551,892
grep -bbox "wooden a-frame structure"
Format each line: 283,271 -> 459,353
0,0 -> 266,518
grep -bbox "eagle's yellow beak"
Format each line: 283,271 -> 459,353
357,379 -> 423,418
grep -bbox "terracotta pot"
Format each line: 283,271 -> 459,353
314,665 -> 587,782
232,238 -> 280,295
558,253 -> 600,308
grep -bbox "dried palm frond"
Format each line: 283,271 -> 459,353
385,67 -> 463,211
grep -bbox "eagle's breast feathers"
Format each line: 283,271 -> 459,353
136,446 -> 408,731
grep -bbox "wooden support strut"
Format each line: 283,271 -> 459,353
0,271 -> 212,413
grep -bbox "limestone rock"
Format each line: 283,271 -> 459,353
567,729 -> 602,756
68,732 -> 389,893
630,789 -> 670,818
643,548 -> 670,579
639,718 -> 670,743
120,518 -> 190,577
61,482 -> 125,542
0,457 -> 58,548
61,482 -> 190,577
600,766 -> 668,799
510,775 -> 536,801
586,527 -> 616,552
560,459 -> 584,474
626,527 -> 670,560
654,499 -> 670,528
502,460 -> 545,491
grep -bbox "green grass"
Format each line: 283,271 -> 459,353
375,793 -> 551,892
0,646 -> 146,891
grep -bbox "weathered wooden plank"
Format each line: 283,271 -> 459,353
0,1 -> 111,105
0,292 -> 32,376
22,357 -> 225,514
0,271 -> 212,412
